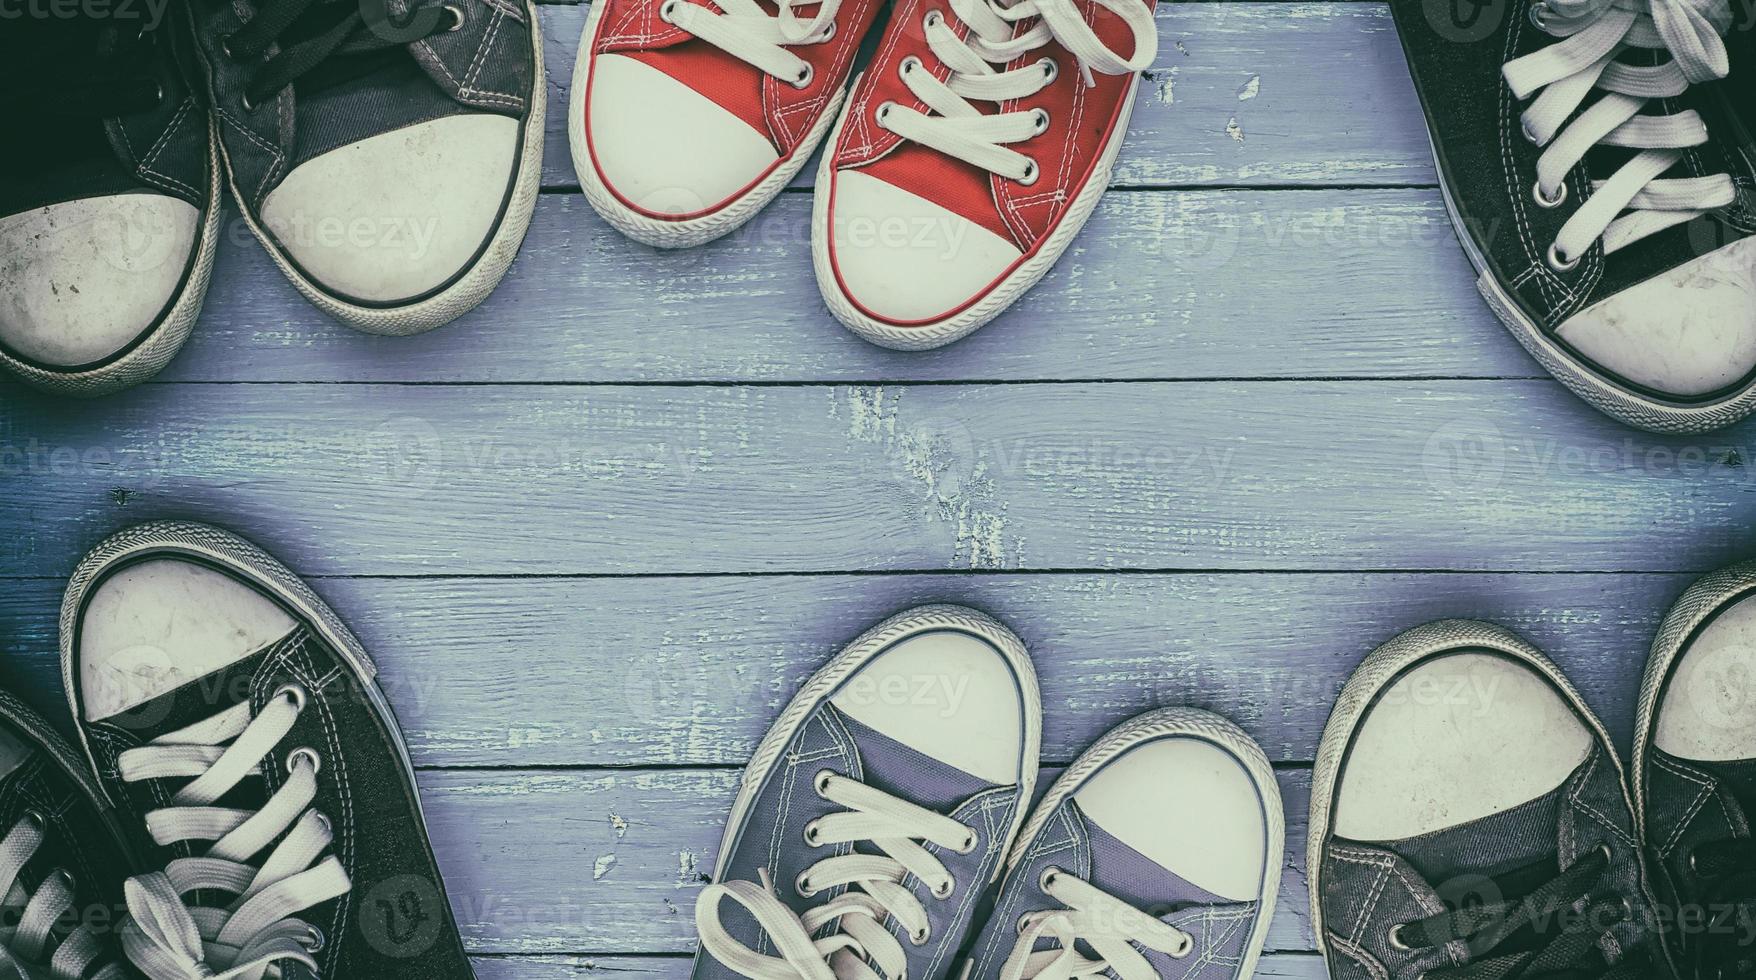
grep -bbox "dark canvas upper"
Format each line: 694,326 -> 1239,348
68,618 -> 473,980
0,0 -> 211,217
1317,745 -> 1652,980
1643,749 -> 1756,974
187,0 -> 535,213
695,705 -> 1022,980
962,798 -> 1264,980
1389,0 -> 1756,330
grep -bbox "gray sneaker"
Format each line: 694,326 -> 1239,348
1634,562 -> 1756,978
1310,620 -> 1657,980
692,605 -> 1041,980
958,708 -> 1282,980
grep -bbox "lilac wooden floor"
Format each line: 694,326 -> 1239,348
4,2 -> 1756,976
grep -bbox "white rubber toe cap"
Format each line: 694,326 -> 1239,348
260,114 -> 518,305
0,194 -> 197,367
1075,737 -> 1269,901
77,558 -> 297,723
1556,236 -> 1756,398
829,170 -> 1022,323
830,629 -> 1027,786
1656,593 -> 1756,762
585,54 -> 780,216
1334,651 -> 1593,842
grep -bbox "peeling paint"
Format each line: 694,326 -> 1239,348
609,813 -> 629,839
1237,75 -> 1260,100
1227,117 -> 1246,141
593,854 -> 617,880
676,849 -> 702,887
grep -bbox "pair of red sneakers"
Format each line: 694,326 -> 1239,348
568,0 -> 1158,349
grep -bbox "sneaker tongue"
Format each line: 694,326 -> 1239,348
1689,757 -> 1756,823
1382,779 -> 1568,899
833,709 -> 993,812
1080,811 -> 1229,914
0,726 -> 36,787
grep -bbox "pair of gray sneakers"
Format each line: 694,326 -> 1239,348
1311,564 -> 1756,980
689,605 -> 1285,980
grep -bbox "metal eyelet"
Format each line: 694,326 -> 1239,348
1547,242 -> 1581,273
1031,108 -> 1050,135
819,21 -> 837,40
286,746 -> 323,776
274,683 -> 308,712
1168,933 -> 1194,959
1039,57 -> 1058,82
1594,842 -> 1614,863
813,770 -> 835,796
659,0 -> 682,22
1533,180 -> 1567,209
930,876 -> 954,899
240,91 -> 259,112
802,819 -> 823,847
792,62 -> 815,89
1388,922 -> 1413,952
795,870 -> 816,898
302,924 -> 326,953
909,923 -> 931,946
443,3 -> 466,30
219,33 -> 238,59
1038,866 -> 1060,893
20,810 -> 46,834
1521,118 -> 1542,145
1017,157 -> 1040,186
312,811 -> 334,835
900,55 -> 923,78
1015,911 -> 1032,935
50,868 -> 76,895
923,9 -> 944,28
876,100 -> 898,126
1528,1 -> 1553,29
953,830 -> 977,854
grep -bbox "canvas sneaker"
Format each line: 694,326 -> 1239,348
957,708 -> 1282,980
1633,561 -> 1756,978
59,521 -> 476,979
811,0 -> 1158,350
569,0 -> 885,248
0,0 -> 221,397
1310,620 -> 1659,980
692,605 -> 1040,980
189,0 -> 543,335
0,686 -> 140,980
1389,0 -> 1756,432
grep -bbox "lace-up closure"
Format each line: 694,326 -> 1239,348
875,0 -> 1155,183
1504,0 -> 1737,272
220,0 -> 458,109
0,813 -> 128,980
1387,845 -> 1648,980
114,683 -> 352,980
695,770 -> 979,980
1682,837 -> 1756,978
998,867 -> 1192,980
658,0 -> 841,87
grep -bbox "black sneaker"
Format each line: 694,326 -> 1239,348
1635,562 -> 1756,979
1310,620 -> 1661,980
59,521 -> 476,979
0,687 -> 138,980
1390,0 -> 1756,432
188,0 -> 544,335
0,0 -> 221,398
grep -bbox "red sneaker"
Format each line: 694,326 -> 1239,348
571,0 -> 888,248
813,0 -> 1157,348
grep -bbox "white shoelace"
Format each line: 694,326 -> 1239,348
657,0 -> 841,88
0,813 -> 126,980
695,770 -> 978,980
1504,0 -> 1737,271
115,684 -> 352,980
997,868 -> 1191,980
876,0 -> 1156,184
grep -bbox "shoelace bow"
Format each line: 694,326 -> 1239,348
695,770 -> 978,980
220,0 -> 458,109
877,0 -> 1157,184
0,813 -> 128,980
658,0 -> 840,89
997,867 -> 1192,980
1504,0 -> 1737,272
1391,845 -> 1649,980
115,684 -> 352,980
1683,837 -> 1756,979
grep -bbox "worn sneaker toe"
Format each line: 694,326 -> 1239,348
0,194 -> 198,369
259,114 -> 519,306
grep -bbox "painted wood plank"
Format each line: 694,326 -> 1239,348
0,573 -> 1693,768
532,3 -> 1435,191
468,955 -> 1329,980
149,191 -> 1535,384
4,381 -> 1754,579
417,768 -> 1316,954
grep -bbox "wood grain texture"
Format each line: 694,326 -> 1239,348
535,3 -> 1435,191
418,768 -> 1314,954
0,573 -> 1692,768
148,192 -> 1538,384
4,381 -> 1755,578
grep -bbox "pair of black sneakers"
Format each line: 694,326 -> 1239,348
1394,0 -> 1755,432
0,521 -> 475,979
0,0 -> 544,397
1310,565 -> 1756,980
